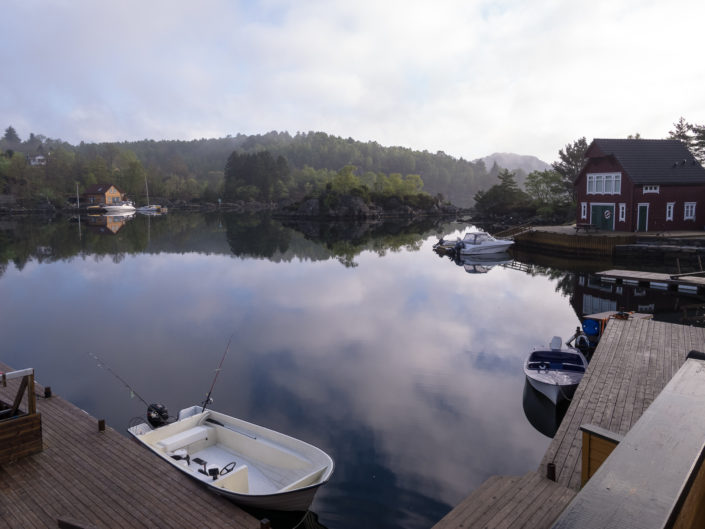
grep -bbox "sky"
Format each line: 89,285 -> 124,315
2,0 -> 704,163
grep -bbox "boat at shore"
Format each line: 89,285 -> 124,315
87,201 -> 136,213
523,337 -> 587,405
434,229 -> 513,256
128,405 -> 334,512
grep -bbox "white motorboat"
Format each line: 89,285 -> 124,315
523,337 -> 587,405
434,229 -> 513,256
128,405 -> 334,512
456,230 -> 514,255
101,201 -> 136,213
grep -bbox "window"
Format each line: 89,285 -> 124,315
587,173 -> 621,195
685,202 -> 696,220
581,202 -> 587,219
619,203 -> 626,222
643,185 -> 660,193
666,202 -> 675,221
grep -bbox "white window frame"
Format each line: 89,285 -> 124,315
684,202 -> 696,221
666,202 -> 675,221
581,202 -> 587,219
619,203 -> 626,222
643,185 -> 660,194
586,172 -> 621,195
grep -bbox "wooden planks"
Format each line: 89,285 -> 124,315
0,361 -> 259,529
0,413 -> 43,465
431,472 -> 576,529
550,355 -> 705,529
539,318 -> 705,491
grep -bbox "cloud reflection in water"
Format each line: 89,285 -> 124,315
0,232 -> 580,529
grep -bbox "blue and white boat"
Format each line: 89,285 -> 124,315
523,337 -> 587,405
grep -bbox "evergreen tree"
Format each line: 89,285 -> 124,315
3,126 -> 21,144
669,117 -> 692,144
552,137 -> 588,195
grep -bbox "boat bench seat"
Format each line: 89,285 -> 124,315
156,426 -> 211,452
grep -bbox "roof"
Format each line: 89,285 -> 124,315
83,183 -> 122,194
585,138 -> 705,185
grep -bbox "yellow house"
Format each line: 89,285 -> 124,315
83,183 -> 124,206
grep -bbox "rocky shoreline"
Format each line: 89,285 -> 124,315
0,194 -> 466,219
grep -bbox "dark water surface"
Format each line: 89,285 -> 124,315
1,212 -> 694,528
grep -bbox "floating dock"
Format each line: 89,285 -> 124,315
596,269 -> 705,294
0,361 -> 259,529
432,318 -> 705,529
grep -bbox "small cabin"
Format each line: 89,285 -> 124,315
83,183 -> 125,206
574,139 -> 705,232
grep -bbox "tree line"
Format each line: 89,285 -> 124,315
0,128 -> 498,208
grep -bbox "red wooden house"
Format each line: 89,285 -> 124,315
574,139 -> 705,232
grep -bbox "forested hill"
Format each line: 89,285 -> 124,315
1,128 -> 513,208
121,131 -> 497,207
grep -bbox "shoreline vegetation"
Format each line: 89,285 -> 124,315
0,126 -> 578,223
4,119 -> 701,223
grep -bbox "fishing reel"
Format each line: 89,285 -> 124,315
147,403 -> 169,428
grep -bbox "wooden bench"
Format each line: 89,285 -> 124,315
574,223 -> 597,233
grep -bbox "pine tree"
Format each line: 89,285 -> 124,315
3,126 -> 20,144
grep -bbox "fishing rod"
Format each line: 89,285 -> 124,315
87,352 -> 150,408
202,333 -> 234,412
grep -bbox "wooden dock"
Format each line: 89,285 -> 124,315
512,227 -> 636,256
432,317 -> 705,529
0,361 -> 259,529
539,318 -> 705,490
596,268 -> 705,294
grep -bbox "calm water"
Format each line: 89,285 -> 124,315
0,212 -> 696,528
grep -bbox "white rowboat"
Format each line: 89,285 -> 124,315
128,406 -> 334,512
523,337 -> 587,405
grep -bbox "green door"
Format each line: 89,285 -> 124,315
591,205 -> 615,231
637,204 -> 648,231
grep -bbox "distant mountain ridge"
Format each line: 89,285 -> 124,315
478,152 -> 551,174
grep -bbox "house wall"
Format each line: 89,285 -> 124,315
85,186 -> 121,205
575,158 -> 705,231
574,158 -> 631,231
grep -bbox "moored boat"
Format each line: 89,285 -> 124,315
434,229 -> 513,256
100,201 -> 136,213
128,405 -> 334,512
523,337 -> 587,405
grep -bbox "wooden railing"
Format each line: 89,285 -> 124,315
0,368 -> 43,464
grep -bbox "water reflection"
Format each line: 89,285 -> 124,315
6,213 -> 693,529
522,380 -> 570,438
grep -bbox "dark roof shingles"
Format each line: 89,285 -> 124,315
588,138 -> 705,185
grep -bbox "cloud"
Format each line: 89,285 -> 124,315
2,0 -> 704,162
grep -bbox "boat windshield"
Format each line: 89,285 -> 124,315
463,232 -> 494,245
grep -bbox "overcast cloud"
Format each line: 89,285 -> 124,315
2,0 -> 704,162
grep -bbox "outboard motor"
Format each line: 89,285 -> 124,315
147,403 -> 169,428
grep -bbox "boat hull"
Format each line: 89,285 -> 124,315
128,407 -> 334,512
523,345 -> 587,405
524,374 -> 579,405
459,241 -> 514,255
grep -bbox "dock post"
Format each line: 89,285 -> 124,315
98,419 -> 105,432
547,462 -> 556,481
260,519 -> 271,529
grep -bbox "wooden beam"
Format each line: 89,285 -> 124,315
10,375 -> 28,416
